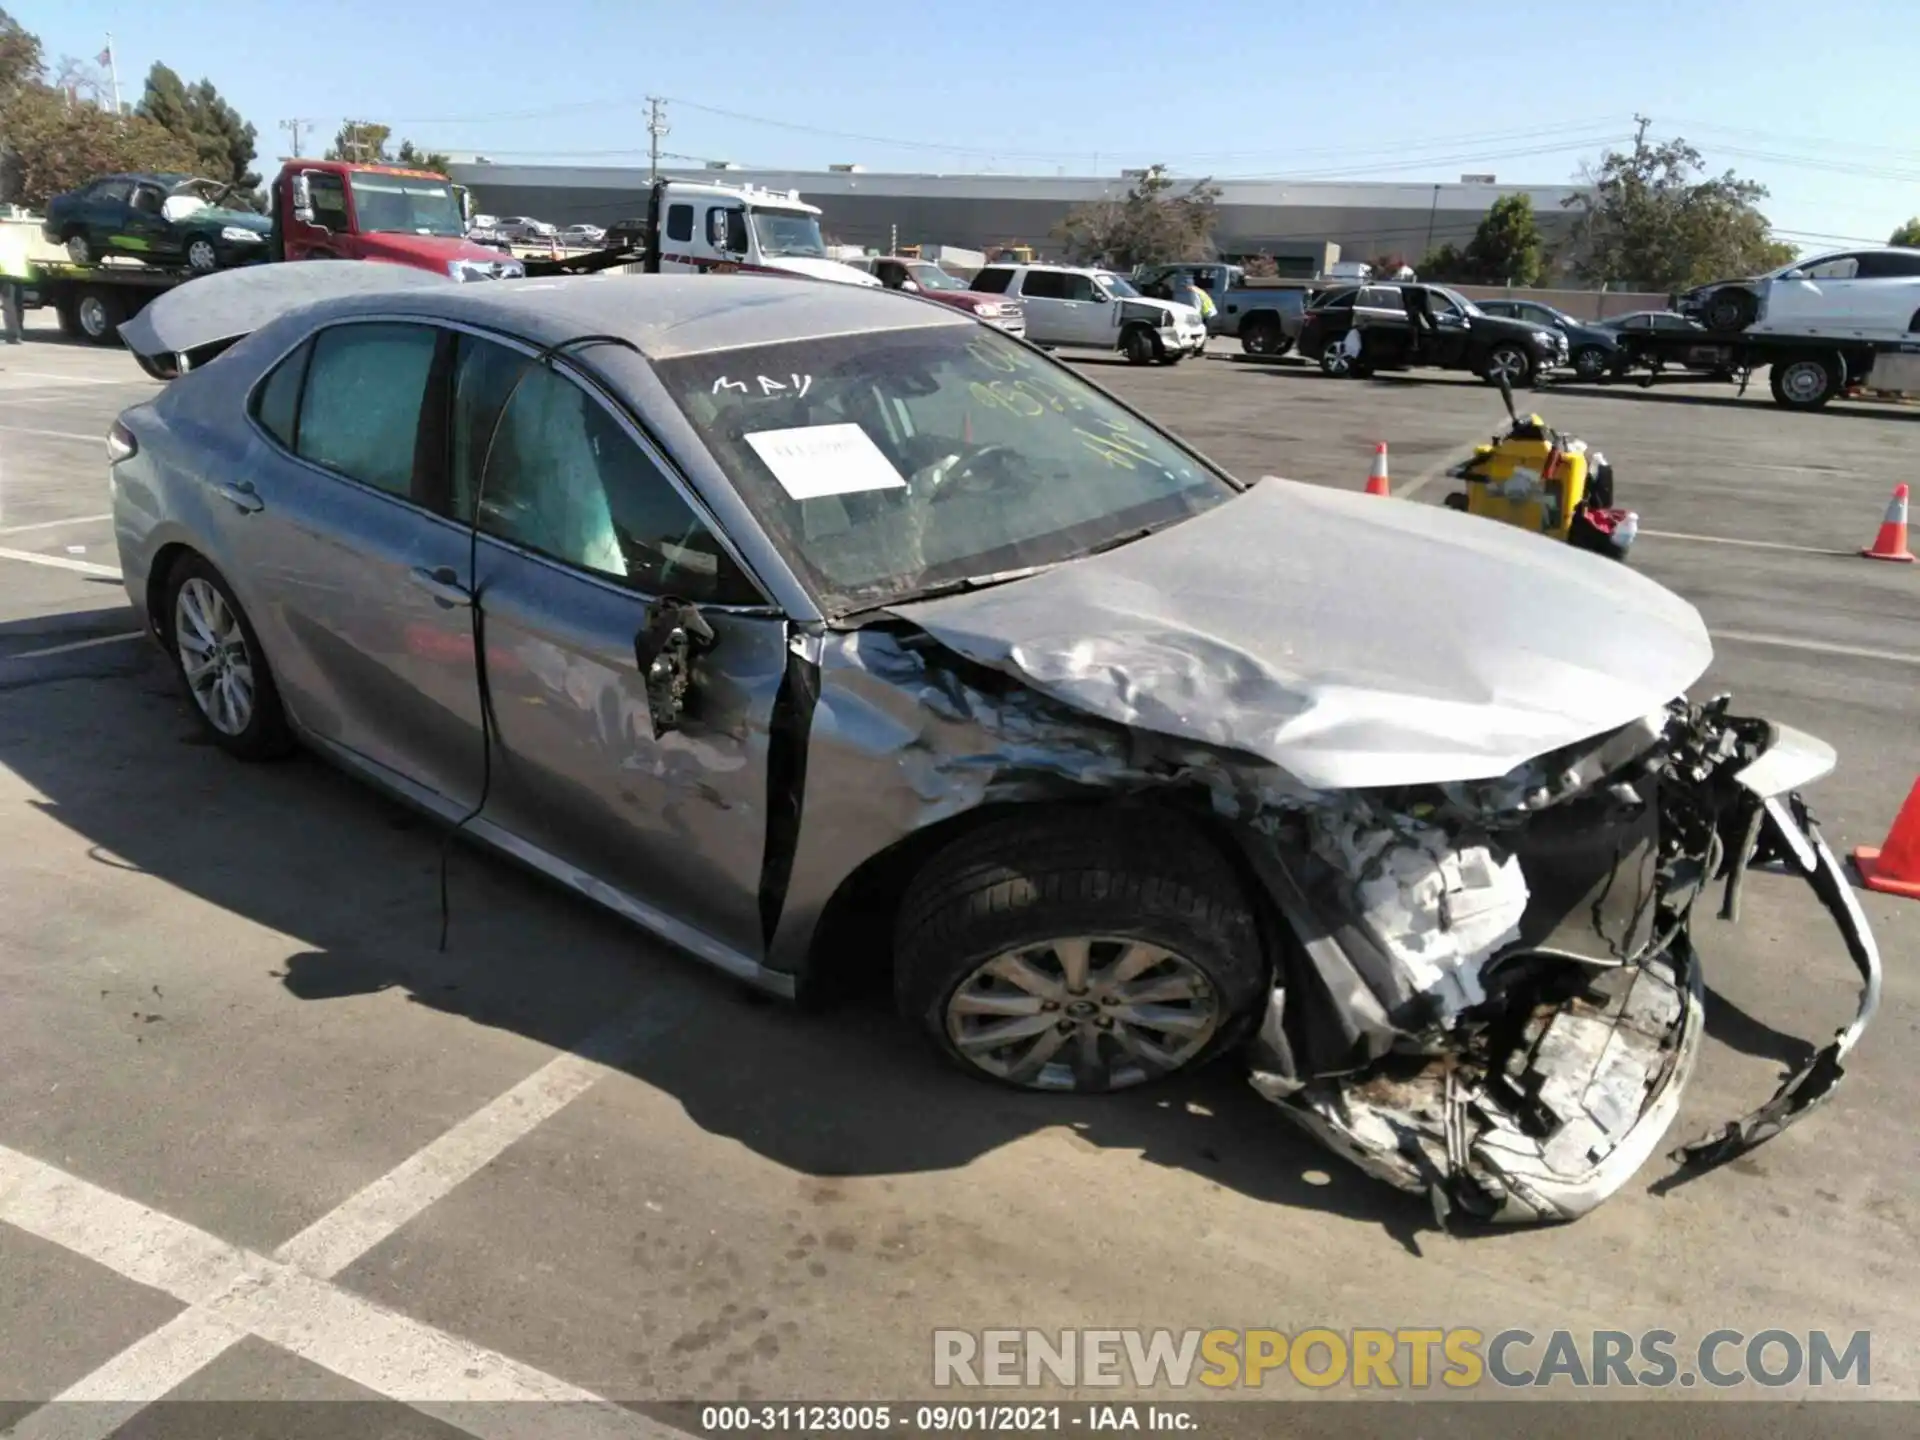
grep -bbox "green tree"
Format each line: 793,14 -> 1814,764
326,120 -> 391,163
136,63 -> 260,201
1463,193 -> 1543,285
1563,116 -> 1796,289
1054,165 -> 1220,270
0,10 -> 199,207
1416,241 -> 1468,281
395,138 -> 452,174
1890,218 -> 1920,248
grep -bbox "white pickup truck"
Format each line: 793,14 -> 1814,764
966,262 -> 1205,364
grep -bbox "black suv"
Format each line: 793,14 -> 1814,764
1297,283 -> 1567,385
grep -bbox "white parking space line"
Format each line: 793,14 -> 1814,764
275,1006 -> 683,1277
1642,527 -> 1856,557
1713,629 -> 1920,668
0,1003 -> 695,1437
0,425 -> 101,443
0,371 -> 133,387
0,545 -> 121,578
6,632 -> 145,661
0,514 -> 114,535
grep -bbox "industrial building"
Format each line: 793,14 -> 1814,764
447,161 -> 1592,269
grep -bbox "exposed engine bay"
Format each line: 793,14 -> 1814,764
1240,697 -> 1883,1224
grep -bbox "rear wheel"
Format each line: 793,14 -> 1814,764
1704,288 -> 1756,334
1122,325 -> 1157,366
75,288 -> 123,345
895,811 -> 1267,1094
1241,313 -> 1285,357
1572,345 -> 1610,380
1769,353 -> 1840,411
162,553 -> 294,761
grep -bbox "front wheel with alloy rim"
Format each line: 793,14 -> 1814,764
1319,345 -> 1354,376
1481,343 -> 1534,387
895,811 -> 1267,1093
1769,354 -> 1839,410
164,555 -> 294,760
185,238 -> 219,272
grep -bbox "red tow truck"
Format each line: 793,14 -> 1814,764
24,159 -> 518,345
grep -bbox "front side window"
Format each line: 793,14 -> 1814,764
295,322 -> 438,498
656,324 -> 1237,613
1061,273 -> 1097,302
306,173 -> 348,229
907,263 -> 966,292
449,336 -> 757,604
1796,255 -> 1860,280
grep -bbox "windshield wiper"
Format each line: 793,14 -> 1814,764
838,564 -> 1053,622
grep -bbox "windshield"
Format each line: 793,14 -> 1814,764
909,263 -> 967,291
1100,275 -> 1142,297
656,324 -> 1237,613
347,173 -> 465,237
750,208 -> 827,259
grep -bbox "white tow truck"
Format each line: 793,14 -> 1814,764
542,179 -> 881,288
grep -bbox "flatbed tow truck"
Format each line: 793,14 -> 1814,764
1596,321 -> 1920,411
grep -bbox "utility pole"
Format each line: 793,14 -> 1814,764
646,97 -> 669,183
279,118 -> 311,159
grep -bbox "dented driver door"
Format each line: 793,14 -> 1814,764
449,336 -> 790,974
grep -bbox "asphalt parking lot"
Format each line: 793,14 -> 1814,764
0,316 -> 1916,1434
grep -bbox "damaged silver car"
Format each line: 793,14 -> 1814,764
111,270 -> 1880,1224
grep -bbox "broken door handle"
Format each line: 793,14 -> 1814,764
408,565 -> 471,607
217,481 -> 264,514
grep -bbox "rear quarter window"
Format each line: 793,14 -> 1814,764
249,339 -> 312,450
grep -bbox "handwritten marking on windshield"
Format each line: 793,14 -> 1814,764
713,374 -> 813,397
1074,417 -> 1154,471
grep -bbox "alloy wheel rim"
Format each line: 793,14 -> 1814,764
1490,348 -> 1526,380
944,936 -> 1222,1091
188,240 -> 216,270
175,578 -> 255,736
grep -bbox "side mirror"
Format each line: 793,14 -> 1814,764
290,173 -> 315,225
634,598 -> 715,738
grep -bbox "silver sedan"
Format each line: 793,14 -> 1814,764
109,272 -> 1877,1224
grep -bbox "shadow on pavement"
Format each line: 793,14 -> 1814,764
0,610 -> 1440,1255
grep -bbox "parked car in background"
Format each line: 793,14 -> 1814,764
43,174 -> 272,272
1674,247 -> 1920,340
493,216 -> 557,243
557,223 -> 607,247
1473,298 -> 1623,380
1297,283 -> 1567,384
109,266 -> 1876,1224
846,255 -> 1026,337
1597,310 -> 1739,377
970,263 -> 1204,363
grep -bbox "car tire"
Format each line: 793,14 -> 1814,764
74,288 -> 123,346
185,238 -> 219,273
1158,348 -> 1184,366
162,553 -> 295,761
1122,325 -> 1157,366
1241,313 -> 1284,357
895,810 -> 1267,1094
1768,353 -> 1840,411
1704,289 -> 1756,334
1572,346 -> 1610,380
1319,345 -> 1354,377
1481,343 -> 1534,387
65,232 -> 94,265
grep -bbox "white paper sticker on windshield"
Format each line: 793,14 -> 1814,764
744,423 -> 907,501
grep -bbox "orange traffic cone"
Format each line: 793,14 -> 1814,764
1365,442 -> 1391,497
1854,778 -> 1920,899
1859,483 -> 1914,562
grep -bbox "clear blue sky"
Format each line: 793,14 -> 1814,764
18,0 -> 1919,250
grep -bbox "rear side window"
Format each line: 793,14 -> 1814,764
666,203 -> 693,242
1855,251 -> 1920,278
295,323 -> 438,499
1020,270 -> 1066,300
970,267 -> 1013,294
250,339 -> 312,449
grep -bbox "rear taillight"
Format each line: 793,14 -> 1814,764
107,419 -> 137,464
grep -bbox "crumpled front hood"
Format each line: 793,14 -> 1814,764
763,255 -> 883,286
892,478 -> 1712,791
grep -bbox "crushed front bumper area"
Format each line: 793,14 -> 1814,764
1246,707 -> 1883,1225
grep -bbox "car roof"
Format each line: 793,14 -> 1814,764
285,273 -> 973,360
